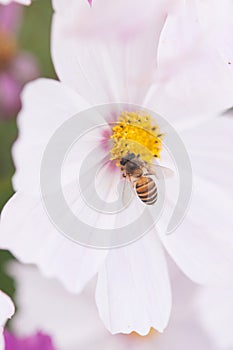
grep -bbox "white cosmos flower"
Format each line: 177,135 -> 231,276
1,0 -> 233,336
10,261 -> 216,350
0,291 -> 15,349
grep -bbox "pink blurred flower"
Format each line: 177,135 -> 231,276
4,331 -> 56,350
0,3 -> 39,119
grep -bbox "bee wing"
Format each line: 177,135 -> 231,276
119,177 -> 134,208
147,164 -> 174,179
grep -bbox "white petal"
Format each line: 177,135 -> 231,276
96,231 -> 171,335
194,0 -> 233,70
182,116 -> 233,194
16,0 -> 31,4
51,0 -> 178,105
0,0 -> 30,4
60,141 -> 148,248
144,1 -> 233,127
159,176 -> 233,285
0,193 -> 107,293
0,291 -> 14,349
159,117 -> 233,285
13,78 -> 90,194
0,291 -> 14,326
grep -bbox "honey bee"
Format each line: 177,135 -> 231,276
120,152 -> 173,205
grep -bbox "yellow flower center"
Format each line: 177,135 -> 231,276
0,29 -> 17,69
110,111 -> 163,166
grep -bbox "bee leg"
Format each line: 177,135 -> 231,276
144,171 -> 156,177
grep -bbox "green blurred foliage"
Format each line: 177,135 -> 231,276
19,0 -> 56,78
0,120 -> 17,207
0,250 -> 15,297
0,0 -> 56,301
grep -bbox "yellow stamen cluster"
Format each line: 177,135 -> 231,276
0,29 -> 17,69
110,111 -> 163,165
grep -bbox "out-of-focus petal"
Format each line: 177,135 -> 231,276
4,331 -> 56,350
0,3 -> 22,32
0,193 -> 107,293
144,1 -> 233,125
96,231 -> 171,335
51,0 -> 178,105
10,264 -> 112,350
0,291 -> 14,350
0,0 -> 31,5
0,292 -> 14,327
196,286 -> 233,350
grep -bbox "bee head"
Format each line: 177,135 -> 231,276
120,152 -> 135,166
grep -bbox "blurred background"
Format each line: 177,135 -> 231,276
0,0 -> 55,310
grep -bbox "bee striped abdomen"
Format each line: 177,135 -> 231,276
135,176 -> 157,205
